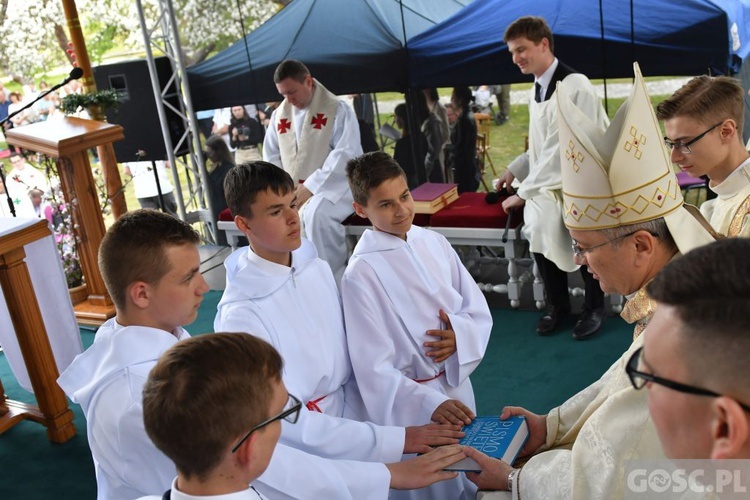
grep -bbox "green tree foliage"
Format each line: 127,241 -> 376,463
0,0 -> 278,82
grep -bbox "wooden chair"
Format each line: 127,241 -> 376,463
474,113 -> 496,176
476,133 -> 492,192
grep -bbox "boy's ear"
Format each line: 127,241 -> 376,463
352,201 -> 368,219
234,430 -> 258,468
127,281 -> 150,310
235,214 -> 251,235
710,397 -> 749,459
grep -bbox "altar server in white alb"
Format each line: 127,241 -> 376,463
214,161 -> 468,498
263,59 -> 362,282
58,210 -> 210,500
342,151 -> 493,500
656,75 -> 750,237
57,210 -> 459,500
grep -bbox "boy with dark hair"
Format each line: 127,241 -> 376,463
342,151 -> 492,500
216,161 -> 467,498
140,333 -> 292,499
657,75 -> 750,237
58,210 -> 210,500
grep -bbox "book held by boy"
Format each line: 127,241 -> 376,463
445,416 -> 529,472
410,182 -> 459,214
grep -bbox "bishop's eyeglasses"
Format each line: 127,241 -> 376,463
231,393 -> 302,453
626,347 -> 750,412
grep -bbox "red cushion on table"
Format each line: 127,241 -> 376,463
429,192 -> 522,229
342,212 -> 431,227
218,208 -> 233,221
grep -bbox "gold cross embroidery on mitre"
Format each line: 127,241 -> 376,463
565,140 -> 584,172
623,125 -> 646,160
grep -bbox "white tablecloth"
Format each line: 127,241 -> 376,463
0,217 -> 83,392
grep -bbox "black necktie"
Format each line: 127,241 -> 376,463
534,82 -> 543,103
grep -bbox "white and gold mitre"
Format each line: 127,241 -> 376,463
557,62 -> 682,230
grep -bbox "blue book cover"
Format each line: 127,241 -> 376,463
445,416 -> 529,472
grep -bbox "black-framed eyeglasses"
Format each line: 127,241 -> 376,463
663,121 -> 723,155
231,393 -> 302,453
626,347 -> 750,412
571,230 -> 642,258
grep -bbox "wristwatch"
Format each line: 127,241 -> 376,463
507,468 -> 519,493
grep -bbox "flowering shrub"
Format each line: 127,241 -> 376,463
50,189 -> 84,289
37,153 -> 110,288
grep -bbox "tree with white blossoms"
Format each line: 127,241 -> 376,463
0,0 -> 279,83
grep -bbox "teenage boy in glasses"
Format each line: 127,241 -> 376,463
139,333 -> 295,500
657,76 -> 750,237
627,239 -> 750,460
215,161 -> 467,499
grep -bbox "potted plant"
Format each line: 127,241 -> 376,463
59,88 -> 122,120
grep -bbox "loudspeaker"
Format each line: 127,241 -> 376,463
93,57 -> 187,162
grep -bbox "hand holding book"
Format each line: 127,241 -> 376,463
446,416 -> 529,473
500,406 -> 547,458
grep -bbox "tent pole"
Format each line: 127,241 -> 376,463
373,93 -> 386,150
598,0 -> 609,114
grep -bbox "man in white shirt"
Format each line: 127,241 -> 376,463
496,16 -> 609,340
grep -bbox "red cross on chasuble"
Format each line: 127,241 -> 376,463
311,113 -> 328,129
277,118 -> 291,134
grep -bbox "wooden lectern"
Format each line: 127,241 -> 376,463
0,220 -> 76,443
5,117 -> 124,326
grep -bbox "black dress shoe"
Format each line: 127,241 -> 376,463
572,308 -> 606,340
536,305 -> 571,336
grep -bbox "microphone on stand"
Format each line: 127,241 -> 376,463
61,67 -> 84,86
1,67 -> 84,128
0,67 -> 85,217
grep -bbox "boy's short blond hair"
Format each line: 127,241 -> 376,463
346,151 -> 406,206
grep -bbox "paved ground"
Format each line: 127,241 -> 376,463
374,77 -> 691,113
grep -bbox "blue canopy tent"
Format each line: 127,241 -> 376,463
187,0 -> 471,111
408,0 -> 750,88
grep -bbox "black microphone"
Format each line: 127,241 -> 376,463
63,67 -> 84,84
484,187 -> 511,204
